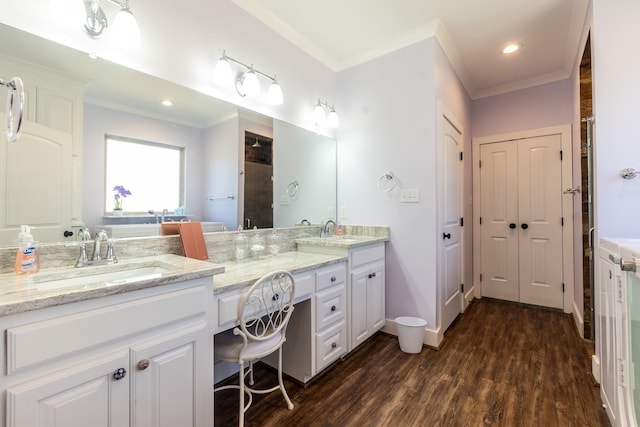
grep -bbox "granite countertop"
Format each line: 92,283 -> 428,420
211,251 -> 347,294
294,234 -> 388,249
0,254 -> 224,317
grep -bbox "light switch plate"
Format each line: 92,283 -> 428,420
400,189 -> 419,203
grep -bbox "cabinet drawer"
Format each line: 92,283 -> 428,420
315,320 -> 346,372
217,272 -> 313,330
316,264 -> 346,292
351,244 -> 385,268
7,286 -> 208,374
315,285 -> 347,331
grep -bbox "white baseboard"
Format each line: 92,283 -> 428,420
572,300 -> 585,338
463,288 -> 475,312
592,354 -> 601,384
382,318 -> 443,349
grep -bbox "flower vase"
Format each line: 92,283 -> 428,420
112,209 -> 123,216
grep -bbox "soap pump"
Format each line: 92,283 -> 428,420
14,225 -> 39,275
234,226 -> 248,261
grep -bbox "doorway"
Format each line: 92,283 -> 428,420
473,125 -> 574,311
243,132 -> 273,229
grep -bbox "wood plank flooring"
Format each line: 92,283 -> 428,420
214,298 -> 610,426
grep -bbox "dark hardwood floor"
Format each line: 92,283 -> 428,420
214,298 -> 610,426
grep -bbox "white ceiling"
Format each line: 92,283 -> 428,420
231,0 -> 589,99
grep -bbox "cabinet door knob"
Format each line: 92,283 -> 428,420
521,223 -> 529,230
330,276 -> 336,282
331,342 -> 337,349
137,359 -> 150,371
371,272 -> 376,278
509,223 -> 516,229
272,293 -> 280,301
331,305 -> 337,312
113,368 -> 127,380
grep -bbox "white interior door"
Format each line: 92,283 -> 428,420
479,134 -> 564,309
440,116 -> 463,332
479,141 -> 519,302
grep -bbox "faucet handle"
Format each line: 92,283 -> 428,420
105,241 -> 118,264
65,243 -> 88,268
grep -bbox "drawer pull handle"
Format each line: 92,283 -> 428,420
330,276 -> 336,282
113,368 -> 127,380
331,305 -> 337,312
137,359 -> 150,371
331,342 -> 337,349
368,272 -> 377,279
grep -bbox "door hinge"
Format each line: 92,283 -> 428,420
562,283 -> 565,293
460,283 -> 464,293
480,274 -> 483,282
460,152 -> 463,161
560,150 -> 563,161
460,217 -> 464,227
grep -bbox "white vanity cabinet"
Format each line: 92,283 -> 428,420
0,278 -> 214,427
296,240 -> 387,352
350,244 -> 385,350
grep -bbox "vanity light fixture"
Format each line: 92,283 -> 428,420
313,99 -> 339,128
81,0 -> 141,48
213,51 -> 283,105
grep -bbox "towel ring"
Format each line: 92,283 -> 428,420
1,77 -> 24,143
378,171 -> 396,192
287,181 -> 300,197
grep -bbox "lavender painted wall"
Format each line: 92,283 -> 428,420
471,79 -> 574,139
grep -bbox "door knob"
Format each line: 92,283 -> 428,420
113,368 -> 127,380
509,223 -> 516,229
443,232 -> 451,240
521,223 -> 529,230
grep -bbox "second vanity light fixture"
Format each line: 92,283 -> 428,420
81,0 -> 141,47
213,51 -> 283,105
313,99 -> 339,128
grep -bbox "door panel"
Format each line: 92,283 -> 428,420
518,135 -> 563,308
480,142 -> 519,301
440,116 -> 463,332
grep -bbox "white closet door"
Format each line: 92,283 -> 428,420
517,134 -> 563,308
479,135 -> 563,309
480,141 -> 519,302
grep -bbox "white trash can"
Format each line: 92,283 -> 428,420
395,316 -> 427,354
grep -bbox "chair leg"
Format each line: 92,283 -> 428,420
239,361 -> 245,427
278,348 -> 294,410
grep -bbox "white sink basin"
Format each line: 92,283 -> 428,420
31,264 -> 175,291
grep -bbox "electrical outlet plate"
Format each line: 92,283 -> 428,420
400,189 -> 419,203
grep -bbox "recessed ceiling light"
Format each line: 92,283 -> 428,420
503,43 -> 522,54
161,99 -> 173,107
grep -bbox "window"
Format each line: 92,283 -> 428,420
105,135 -> 184,214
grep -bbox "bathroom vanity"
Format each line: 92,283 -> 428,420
0,255 -> 222,427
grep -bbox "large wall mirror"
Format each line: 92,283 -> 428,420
0,23 -> 336,245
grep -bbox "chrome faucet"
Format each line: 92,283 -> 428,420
161,208 -> 168,223
76,227 -> 91,241
148,210 -> 159,224
69,230 -> 117,267
322,219 -> 336,237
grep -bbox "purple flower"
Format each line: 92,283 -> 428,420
113,185 -> 132,199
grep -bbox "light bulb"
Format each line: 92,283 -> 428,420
112,7 -> 141,48
313,102 -> 326,127
213,56 -> 233,86
267,80 -> 283,105
241,68 -> 261,96
326,108 -> 339,128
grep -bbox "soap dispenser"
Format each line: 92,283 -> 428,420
234,226 -> 248,261
14,225 -> 39,275
269,229 -> 281,256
